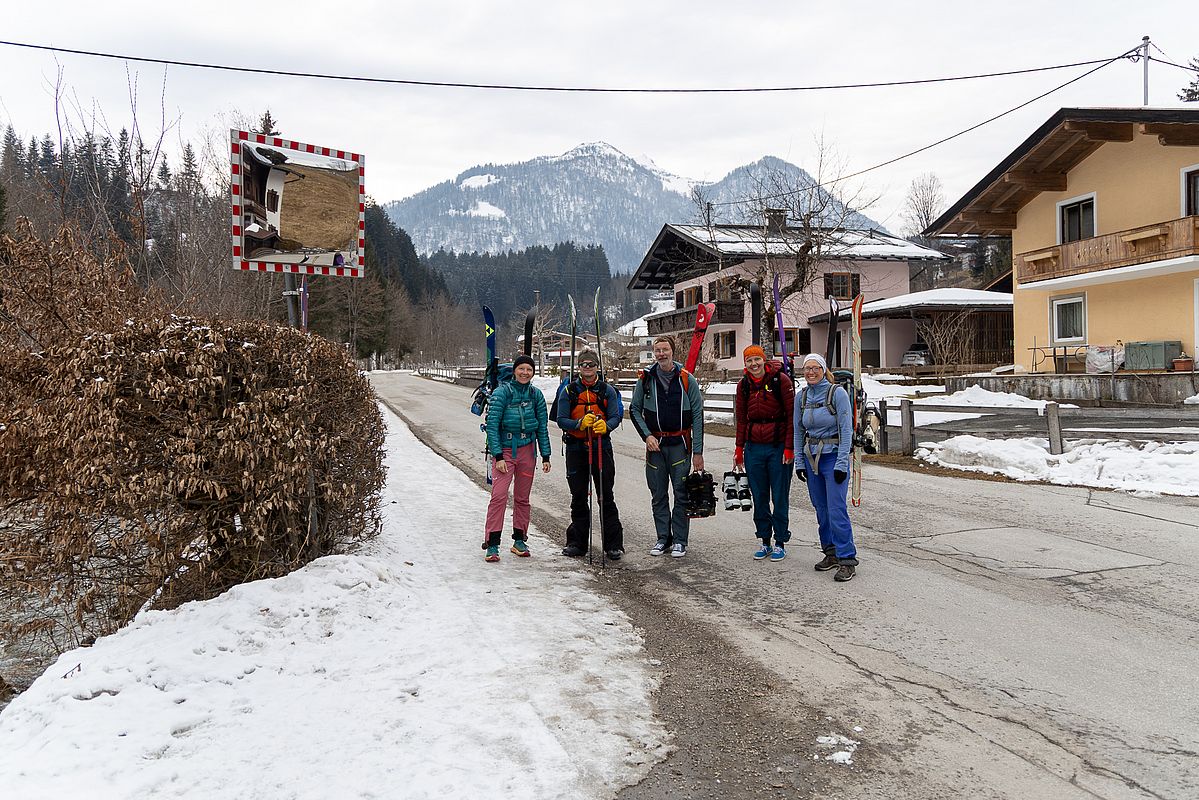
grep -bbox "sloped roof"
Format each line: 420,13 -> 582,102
629,223 -> 949,290
926,107 -> 1199,237
807,288 -> 1013,323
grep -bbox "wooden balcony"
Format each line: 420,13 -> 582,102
646,300 -> 744,336
1017,216 -> 1199,284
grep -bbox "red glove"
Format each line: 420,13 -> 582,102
783,449 -> 794,463
733,446 -> 744,466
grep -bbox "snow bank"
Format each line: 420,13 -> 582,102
917,435 -> 1199,496
0,412 -> 669,799
1185,393 -> 1199,405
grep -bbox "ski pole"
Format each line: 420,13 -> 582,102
587,428 -> 594,565
597,427 -> 606,568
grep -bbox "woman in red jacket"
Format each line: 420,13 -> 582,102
733,345 -> 796,561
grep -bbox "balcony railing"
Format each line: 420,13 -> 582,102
646,300 -> 744,336
1017,215 -> 1199,284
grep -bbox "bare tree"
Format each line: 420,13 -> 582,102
901,172 -> 945,243
915,309 -> 976,378
690,137 -> 881,355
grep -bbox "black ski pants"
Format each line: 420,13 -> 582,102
564,443 -> 623,553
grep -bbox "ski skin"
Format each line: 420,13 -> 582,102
524,310 -> 535,359
684,302 -> 716,374
850,294 -> 864,507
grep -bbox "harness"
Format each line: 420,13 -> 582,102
638,367 -> 694,452
799,384 -> 843,475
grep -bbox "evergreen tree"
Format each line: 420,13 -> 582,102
1,126 -> 23,180
256,111 -> 280,136
1180,58 -> 1199,102
155,158 -> 172,192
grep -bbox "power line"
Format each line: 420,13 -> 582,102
1148,54 -> 1199,73
0,39 -> 1127,94
709,45 -> 1142,209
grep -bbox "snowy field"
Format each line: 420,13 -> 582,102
0,410 -> 669,799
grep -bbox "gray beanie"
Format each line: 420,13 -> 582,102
577,348 -> 600,365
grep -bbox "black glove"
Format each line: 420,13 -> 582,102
834,469 -> 847,484
795,468 -> 807,483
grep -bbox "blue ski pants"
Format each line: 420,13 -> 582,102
646,443 -> 691,546
802,452 -> 858,563
745,441 -> 792,545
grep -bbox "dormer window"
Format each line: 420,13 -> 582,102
1060,197 -> 1095,243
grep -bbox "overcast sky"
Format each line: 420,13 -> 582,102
1,1 -> 1195,235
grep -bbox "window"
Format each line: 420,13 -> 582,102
266,189 -> 279,214
679,286 -> 704,307
1051,295 -> 1086,344
784,328 -> 811,356
862,327 -> 881,368
714,330 -> 737,359
1185,168 -> 1199,217
1060,197 -> 1095,243
823,273 -> 861,301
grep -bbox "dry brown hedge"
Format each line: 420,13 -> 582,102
0,221 -> 386,652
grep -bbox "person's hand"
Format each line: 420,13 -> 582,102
693,453 -> 704,472
783,449 -> 794,465
494,459 -> 508,474
580,413 -> 596,430
733,446 -> 744,468
541,460 -> 552,474
645,435 -> 661,452
796,467 -> 807,483
592,418 -> 608,435
834,469 -> 847,484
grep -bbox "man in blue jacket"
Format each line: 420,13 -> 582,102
630,336 -> 705,558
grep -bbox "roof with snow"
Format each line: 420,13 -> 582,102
807,288 -> 1013,323
628,223 -> 949,290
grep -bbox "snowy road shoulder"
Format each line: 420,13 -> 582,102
0,409 -> 669,799
916,435 -> 1199,496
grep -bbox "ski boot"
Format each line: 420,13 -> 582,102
722,471 -> 740,511
737,473 -> 752,511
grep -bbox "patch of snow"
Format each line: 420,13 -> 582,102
0,411 -> 670,797
459,173 -> 498,190
815,733 -> 860,765
916,435 -> 1199,496
1185,393 -> 1199,405
467,200 -> 506,219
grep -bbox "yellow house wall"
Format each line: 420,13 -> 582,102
1012,132 -> 1199,368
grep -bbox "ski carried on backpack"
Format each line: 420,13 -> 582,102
568,295 -> 577,381
749,282 -> 761,346
470,305 -> 500,485
772,273 -> 791,377
824,295 -> 840,367
847,294 -> 881,507
524,308 -> 535,360
592,287 -> 604,377
684,302 -> 717,373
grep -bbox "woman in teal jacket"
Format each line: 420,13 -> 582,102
483,355 -> 551,562
793,353 -> 858,582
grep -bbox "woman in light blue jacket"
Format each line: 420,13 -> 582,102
793,353 -> 858,582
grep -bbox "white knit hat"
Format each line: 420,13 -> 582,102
801,353 -> 828,372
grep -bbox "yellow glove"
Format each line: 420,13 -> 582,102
580,413 -> 597,430
592,418 -> 608,435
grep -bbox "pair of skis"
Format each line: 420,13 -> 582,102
747,279 -> 792,377
476,306 -> 536,485
824,294 -> 879,507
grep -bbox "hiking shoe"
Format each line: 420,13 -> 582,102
484,545 -> 500,563
769,545 -> 786,562
604,550 -> 623,561
814,553 -> 839,572
753,542 -> 771,560
649,541 -> 668,556
834,564 -> 856,582
510,540 -> 530,557
561,545 -> 586,557
670,543 -> 687,558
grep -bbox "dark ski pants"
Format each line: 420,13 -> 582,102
803,452 -> 858,563
646,443 -> 690,547
745,441 -> 792,545
565,444 -> 624,552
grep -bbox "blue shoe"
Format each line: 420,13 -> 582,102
769,545 -> 786,562
753,542 -> 771,560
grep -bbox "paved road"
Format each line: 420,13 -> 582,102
371,372 -> 1199,800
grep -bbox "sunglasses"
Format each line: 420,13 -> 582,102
579,361 -> 598,368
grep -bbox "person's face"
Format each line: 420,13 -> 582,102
652,342 -> 673,366
802,361 -> 825,386
744,355 -> 765,378
514,363 -> 534,382
579,357 -> 599,381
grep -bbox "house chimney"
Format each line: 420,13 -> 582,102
765,208 -> 788,233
